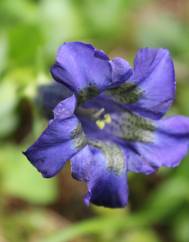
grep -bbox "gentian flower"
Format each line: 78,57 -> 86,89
24,42 -> 189,208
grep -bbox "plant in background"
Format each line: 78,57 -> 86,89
24,42 -> 189,208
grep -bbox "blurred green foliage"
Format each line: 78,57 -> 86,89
0,0 -> 189,241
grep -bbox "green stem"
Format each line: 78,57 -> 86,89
41,212 -> 153,242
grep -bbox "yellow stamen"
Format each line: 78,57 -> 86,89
96,120 -> 105,129
104,114 -> 111,124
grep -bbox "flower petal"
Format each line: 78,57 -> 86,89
110,57 -> 133,86
84,141 -> 128,208
51,42 -> 132,103
128,48 -> 175,119
37,82 -> 73,119
51,42 -> 111,93
23,97 -> 87,178
71,145 -> 92,182
78,104 -> 189,175
106,48 -> 175,119
53,94 -> 76,119
127,115 -> 189,174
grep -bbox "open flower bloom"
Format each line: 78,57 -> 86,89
24,42 -> 189,208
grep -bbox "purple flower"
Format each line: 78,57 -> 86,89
24,42 -> 189,208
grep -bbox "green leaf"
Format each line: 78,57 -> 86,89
0,145 -> 58,204
172,212 -> 189,242
177,83 -> 189,116
39,0 -> 85,58
0,81 -> 18,138
120,229 -> 161,242
41,214 -> 150,242
0,34 -> 8,73
8,23 -> 44,67
143,176 -> 189,221
0,0 -> 38,26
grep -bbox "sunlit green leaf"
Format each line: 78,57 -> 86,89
8,23 -> 44,67
39,0 -> 85,58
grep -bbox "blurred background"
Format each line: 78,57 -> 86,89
0,0 -> 189,241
